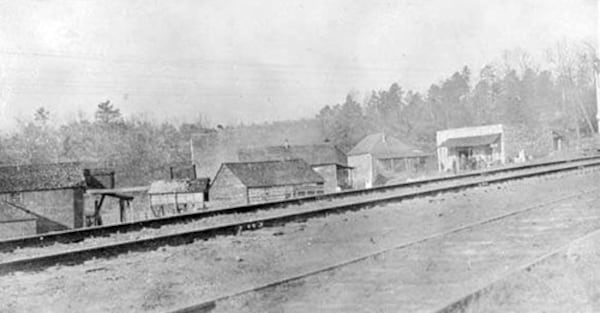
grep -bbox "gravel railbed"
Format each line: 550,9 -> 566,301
1,168 -> 599,313
215,179 -> 600,312
2,164 -> 598,263
432,229 -> 600,313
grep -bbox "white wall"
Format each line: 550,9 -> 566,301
348,154 -> 373,188
436,124 -> 505,172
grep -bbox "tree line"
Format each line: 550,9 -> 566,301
0,44 -> 597,185
317,45 -> 598,151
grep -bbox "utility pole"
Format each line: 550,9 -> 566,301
596,1 -> 600,133
189,136 -> 194,164
595,58 -> 600,133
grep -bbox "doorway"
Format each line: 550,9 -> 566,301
456,147 -> 473,170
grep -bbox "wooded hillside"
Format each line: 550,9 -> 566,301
0,45 -> 596,185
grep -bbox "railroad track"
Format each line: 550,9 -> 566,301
0,156 -> 599,276
432,227 -> 600,313
1,155 -> 598,254
178,186 -> 600,313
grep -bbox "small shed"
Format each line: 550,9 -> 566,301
348,133 -> 431,188
0,162 -> 128,230
210,159 -> 325,206
238,144 -> 352,193
148,178 -> 210,218
0,162 -> 105,231
86,186 -> 150,224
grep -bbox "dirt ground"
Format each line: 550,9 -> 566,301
448,230 -> 600,313
0,171 -> 487,262
2,163 -> 595,262
215,185 -> 600,313
1,169 -> 599,313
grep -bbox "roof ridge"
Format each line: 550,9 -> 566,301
225,158 -> 306,165
222,158 -> 323,188
0,161 -> 84,169
348,132 -> 423,157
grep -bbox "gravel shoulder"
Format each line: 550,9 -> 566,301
214,184 -> 600,313
441,228 -> 600,313
1,169 -> 599,313
2,164 -> 597,263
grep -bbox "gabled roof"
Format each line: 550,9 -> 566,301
148,178 -> 210,194
348,133 -> 429,159
191,119 -> 324,178
220,159 -> 324,188
439,134 -> 501,148
238,144 -> 349,167
0,162 -> 88,194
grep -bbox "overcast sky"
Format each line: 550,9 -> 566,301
0,0 -> 597,131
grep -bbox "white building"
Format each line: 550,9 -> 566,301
436,124 -> 505,173
436,123 -> 555,173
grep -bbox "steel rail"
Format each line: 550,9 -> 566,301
0,157 -> 599,276
164,186 -> 600,313
0,155 -> 598,253
431,227 -> 600,313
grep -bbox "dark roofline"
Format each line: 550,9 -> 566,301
211,163 -> 227,187
0,162 -> 89,193
2,201 -> 49,221
222,159 -> 307,166
246,181 -> 324,188
237,144 -> 349,167
347,133 -> 424,157
346,151 -> 367,157
0,218 -> 37,224
85,167 -> 115,174
376,153 -> 434,159
311,162 -> 354,168
0,161 -> 83,169
0,185 -> 87,194
219,159 -> 325,188
348,151 -> 432,157
148,191 -> 206,196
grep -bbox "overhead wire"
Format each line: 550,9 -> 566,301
0,48 -> 459,97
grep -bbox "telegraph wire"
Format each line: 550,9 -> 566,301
0,49 -> 449,74
0,49 -> 466,98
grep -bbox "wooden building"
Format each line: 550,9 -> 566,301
0,162 -> 111,236
191,120 -> 324,179
348,133 -> 431,188
85,186 -> 149,224
0,202 -> 38,239
436,124 -> 554,173
238,144 -> 352,193
210,159 -> 325,206
147,178 -> 210,218
436,124 -> 504,173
